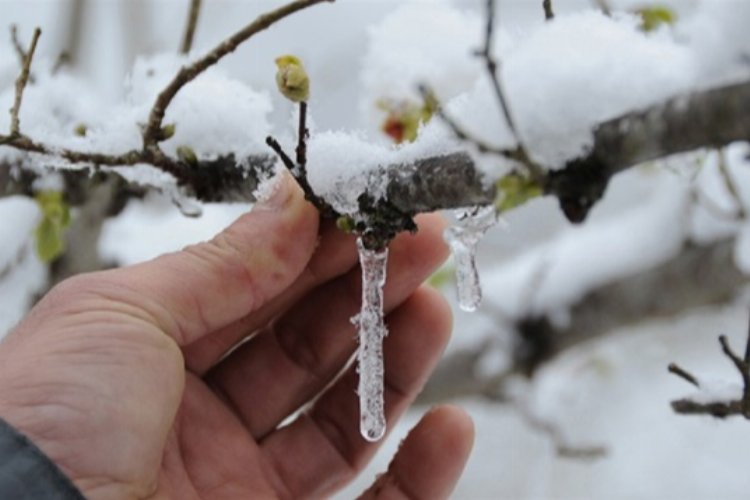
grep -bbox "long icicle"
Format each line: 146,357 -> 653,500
353,236 -> 389,442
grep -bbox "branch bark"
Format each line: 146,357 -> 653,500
2,79 -> 749,226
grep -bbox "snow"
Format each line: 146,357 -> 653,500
685,378 -> 743,405
482,169 -> 690,321
98,191 -> 249,266
353,237 -> 389,442
0,197 -> 46,336
359,0 -> 484,136
305,122 -> 460,215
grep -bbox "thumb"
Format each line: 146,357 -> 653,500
85,173 -> 319,345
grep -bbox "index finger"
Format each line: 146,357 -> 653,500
86,174 -> 320,346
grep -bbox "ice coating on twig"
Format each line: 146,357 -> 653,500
444,205 -> 498,311
353,237 -> 389,442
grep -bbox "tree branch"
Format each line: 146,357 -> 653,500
10,27 -> 41,136
543,0 -> 554,20
180,0 -> 203,54
142,0 -> 334,150
2,77 -> 749,223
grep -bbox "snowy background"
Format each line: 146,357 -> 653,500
2,0 -> 750,498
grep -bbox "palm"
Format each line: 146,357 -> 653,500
0,186 -> 473,499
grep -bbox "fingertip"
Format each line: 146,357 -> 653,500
361,405 -> 475,500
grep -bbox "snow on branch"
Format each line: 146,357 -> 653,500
669,322 -> 750,419
141,0 -> 334,151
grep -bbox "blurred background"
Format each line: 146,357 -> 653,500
1,1 -> 749,498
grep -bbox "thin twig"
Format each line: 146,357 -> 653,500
593,0 -> 612,16
142,0 -> 334,150
265,136 -> 296,172
719,335 -> 750,400
667,363 -> 700,388
10,25 -> 35,84
474,0 -> 544,181
296,101 -> 309,167
180,0 -> 203,54
418,85 -> 526,163
670,329 -> 750,419
543,0 -> 554,20
10,24 -> 28,63
10,28 -> 41,137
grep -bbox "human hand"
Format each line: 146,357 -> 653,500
0,175 -> 474,499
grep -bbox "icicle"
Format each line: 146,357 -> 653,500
352,237 -> 389,442
444,205 -> 498,312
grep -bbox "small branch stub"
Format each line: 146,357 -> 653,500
180,0 -> 203,54
669,317 -> 750,419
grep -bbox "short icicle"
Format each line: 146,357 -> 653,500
353,236 -> 389,442
444,205 -> 498,312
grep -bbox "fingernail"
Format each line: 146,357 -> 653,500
256,173 -> 293,211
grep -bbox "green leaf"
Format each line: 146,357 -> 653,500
34,191 -> 71,263
494,174 -> 542,213
35,217 -> 65,263
635,5 -> 676,32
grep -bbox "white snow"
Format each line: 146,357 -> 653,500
482,169 -> 690,321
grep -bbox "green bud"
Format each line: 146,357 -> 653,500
336,215 -> 356,233
176,145 -> 198,166
73,123 -> 87,137
159,123 -> 176,141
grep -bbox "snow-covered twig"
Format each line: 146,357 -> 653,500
141,0 -> 335,151
266,103 -> 334,217
670,319 -> 750,419
476,0 -> 544,182
180,0 -> 203,55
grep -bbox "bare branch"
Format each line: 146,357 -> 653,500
593,0 -> 612,16
180,0 -> 203,54
10,27 -> 41,136
1,77 -> 749,224
668,363 -> 700,388
474,0 -> 544,182
543,0 -> 554,20
10,24 -> 27,63
671,399 -> 745,418
142,0 -> 335,150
